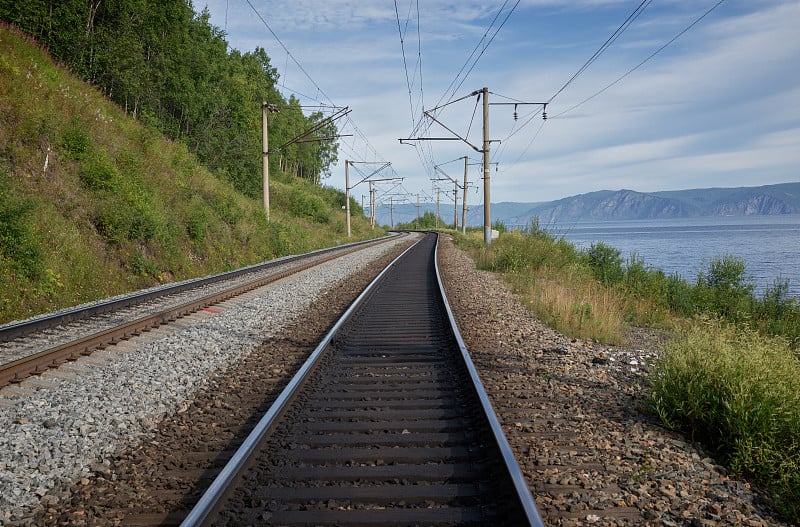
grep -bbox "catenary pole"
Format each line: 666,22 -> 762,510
453,181 -> 458,229
345,160 -> 351,237
482,87 -> 491,244
261,101 -> 276,221
462,156 -> 468,234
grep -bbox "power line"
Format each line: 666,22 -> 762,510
548,0 -> 653,104
552,0 -> 728,119
243,0 -> 333,105
394,0 -> 416,129
433,0 -> 519,111
242,0 -> 393,176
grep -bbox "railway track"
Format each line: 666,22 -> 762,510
182,233 -> 544,526
0,235 -> 402,388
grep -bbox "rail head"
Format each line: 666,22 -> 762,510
433,233 -> 546,527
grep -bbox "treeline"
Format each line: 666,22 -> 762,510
0,0 -> 338,197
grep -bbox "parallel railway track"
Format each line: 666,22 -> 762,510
182,233 -> 544,526
0,235 -> 402,388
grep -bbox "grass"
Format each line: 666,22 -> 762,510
453,222 -> 800,521
457,225 -> 671,345
0,24 -> 380,324
649,319 -> 800,519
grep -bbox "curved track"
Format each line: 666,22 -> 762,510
183,233 -> 544,526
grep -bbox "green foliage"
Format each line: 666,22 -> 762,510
649,319 -> 800,521
694,254 -> 754,322
396,210 -> 440,230
288,189 -> 330,224
80,153 -> 119,191
129,252 -> 160,278
0,2 -> 339,196
0,178 -> 42,280
492,219 -> 508,233
186,208 -> 208,241
0,24 -> 377,324
60,121 -> 91,159
585,242 -> 625,285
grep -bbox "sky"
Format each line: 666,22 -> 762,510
196,0 -> 800,207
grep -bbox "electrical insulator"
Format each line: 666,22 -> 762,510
513,104 -> 518,121
542,110 -> 547,120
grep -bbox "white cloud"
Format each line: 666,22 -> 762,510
199,0 -> 799,202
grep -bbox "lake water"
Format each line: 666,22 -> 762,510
550,215 -> 800,299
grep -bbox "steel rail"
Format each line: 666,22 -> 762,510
179,234 -> 423,527
0,235 -> 405,387
0,234 -> 399,343
434,236 -> 546,527
180,232 -> 544,526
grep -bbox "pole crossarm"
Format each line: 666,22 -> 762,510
269,107 -> 351,155
348,161 -> 393,189
423,111 -> 483,152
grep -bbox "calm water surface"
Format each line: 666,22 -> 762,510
553,215 -> 800,299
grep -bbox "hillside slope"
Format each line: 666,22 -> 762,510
0,25 -> 376,324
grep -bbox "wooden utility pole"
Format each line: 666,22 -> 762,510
481,87 -> 491,244
369,181 -> 375,229
261,102 -> 279,221
462,156 -> 468,234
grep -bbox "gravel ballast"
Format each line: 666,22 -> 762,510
0,237 -> 411,524
436,235 -> 791,527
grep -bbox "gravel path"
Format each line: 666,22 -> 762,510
0,236 -> 412,525
437,235 -> 791,527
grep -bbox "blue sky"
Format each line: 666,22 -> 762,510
197,0 -> 799,206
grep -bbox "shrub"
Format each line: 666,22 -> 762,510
649,318 -> 800,521
60,121 -> 90,159
288,189 -> 330,224
186,209 -> 208,241
0,180 -> 42,280
79,153 -> 119,191
585,241 -> 624,285
695,254 -> 754,322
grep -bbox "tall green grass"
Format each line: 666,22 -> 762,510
649,319 -> 800,520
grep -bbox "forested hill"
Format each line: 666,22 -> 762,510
0,0 -> 338,196
0,21 -> 374,325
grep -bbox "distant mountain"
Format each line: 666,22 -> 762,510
512,182 -> 800,225
374,182 -> 800,227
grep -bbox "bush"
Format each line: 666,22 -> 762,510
288,189 -> 330,224
695,254 -> 754,322
60,121 -> 90,159
80,154 -> 119,191
0,180 -> 42,280
585,242 -> 624,285
649,319 -> 800,521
